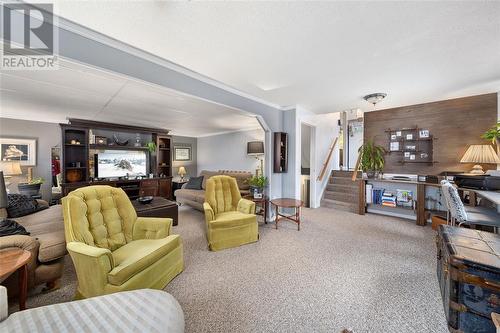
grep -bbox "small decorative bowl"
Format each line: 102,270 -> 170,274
137,196 -> 154,204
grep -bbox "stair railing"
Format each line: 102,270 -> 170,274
317,136 -> 338,181
351,153 -> 362,181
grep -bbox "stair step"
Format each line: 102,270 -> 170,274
320,198 -> 359,213
323,191 -> 358,202
331,170 -> 361,178
326,184 -> 360,193
328,177 -> 358,186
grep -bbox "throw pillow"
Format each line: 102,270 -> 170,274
7,194 -> 48,218
185,176 -> 204,190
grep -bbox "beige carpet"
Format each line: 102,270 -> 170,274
13,206 -> 448,332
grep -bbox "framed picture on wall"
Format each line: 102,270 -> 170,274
0,137 -> 37,166
174,146 -> 192,161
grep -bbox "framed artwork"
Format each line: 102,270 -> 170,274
174,146 -> 192,161
419,129 -> 430,138
0,137 -> 37,166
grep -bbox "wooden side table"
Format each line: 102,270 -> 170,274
271,198 -> 303,231
172,180 -> 188,201
0,248 -> 31,310
244,195 -> 268,223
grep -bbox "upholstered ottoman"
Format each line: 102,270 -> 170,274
0,288 -> 184,333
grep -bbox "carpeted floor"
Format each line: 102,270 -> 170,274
13,206 -> 448,332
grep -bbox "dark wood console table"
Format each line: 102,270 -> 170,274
132,197 -> 178,226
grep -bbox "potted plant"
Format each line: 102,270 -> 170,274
18,177 -> 45,197
358,140 -> 386,178
146,141 -> 157,153
482,122 -> 500,155
248,175 -> 269,198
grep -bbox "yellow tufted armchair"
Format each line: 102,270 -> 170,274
62,185 -> 183,299
203,175 -> 258,251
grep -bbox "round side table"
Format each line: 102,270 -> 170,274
0,248 -> 31,310
270,198 -> 303,231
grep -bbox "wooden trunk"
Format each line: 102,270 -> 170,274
437,225 -> 500,333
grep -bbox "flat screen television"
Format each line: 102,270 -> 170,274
94,150 -> 148,179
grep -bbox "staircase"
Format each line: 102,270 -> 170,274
321,170 -> 362,213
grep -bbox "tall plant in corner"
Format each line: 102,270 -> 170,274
482,122 -> 500,155
358,140 -> 386,178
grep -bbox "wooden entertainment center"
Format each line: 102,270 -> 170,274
60,119 -> 173,199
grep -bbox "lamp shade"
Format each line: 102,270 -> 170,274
0,171 -> 7,209
0,160 -> 22,176
178,166 -> 187,176
247,141 -> 264,155
460,145 -> 500,164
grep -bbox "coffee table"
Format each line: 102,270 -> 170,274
270,198 -> 303,231
132,197 -> 179,226
0,248 -> 31,310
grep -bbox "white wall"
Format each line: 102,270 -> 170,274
301,124 -> 311,169
197,129 -> 265,173
172,135 -> 197,181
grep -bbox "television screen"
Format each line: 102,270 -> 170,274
96,150 -> 147,178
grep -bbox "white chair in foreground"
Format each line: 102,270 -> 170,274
0,286 -> 184,333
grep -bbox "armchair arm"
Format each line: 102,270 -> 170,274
132,217 -> 172,240
237,198 -> 256,214
66,242 -> 113,298
203,202 -> 214,225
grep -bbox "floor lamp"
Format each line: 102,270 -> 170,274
247,141 -> 264,176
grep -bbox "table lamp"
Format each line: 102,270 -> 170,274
247,141 -> 264,176
0,160 -> 22,187
460,144 -> 500,174
178,166 -> 187,181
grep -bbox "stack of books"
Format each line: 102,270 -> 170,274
382,192 -> 397,207
372,188 -> 384,205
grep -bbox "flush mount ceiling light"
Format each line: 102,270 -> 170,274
363,93 -> 387,106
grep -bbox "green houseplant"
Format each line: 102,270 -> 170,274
248,175 -> 269,196
146,141 -> 157,153
358,140 -> 386,178
482,121 -> 500,155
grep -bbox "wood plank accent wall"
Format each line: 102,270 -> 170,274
364,93 -> 498,174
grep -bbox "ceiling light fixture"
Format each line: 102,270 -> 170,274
363,93 -> 387,106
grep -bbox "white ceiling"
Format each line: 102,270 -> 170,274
0,59 -> 261,137
46,0 -> 500,113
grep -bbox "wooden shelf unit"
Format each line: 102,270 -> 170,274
386,126 -> 437,165
60,119 -> 173,199
274,132 -> 288,173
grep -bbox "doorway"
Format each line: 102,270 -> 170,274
300,123 -> 313,207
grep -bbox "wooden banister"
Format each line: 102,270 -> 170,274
317,137 -> 338,181
351,153 -> 362,181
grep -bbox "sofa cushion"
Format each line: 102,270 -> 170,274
7,194 -> 48,218
218,170 -> 252,190
184,176 -> 203,190
211,211 -> 256,229
36,230 -> 67,263
200,170 -> 219,190
176,189 -> 205,203
109,235 -> 181,286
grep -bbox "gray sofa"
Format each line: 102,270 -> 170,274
175,170 -> 252,211
0,201 -> 66,296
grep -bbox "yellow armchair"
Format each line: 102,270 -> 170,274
62,185 -> 183,299
203,176 -> 258,251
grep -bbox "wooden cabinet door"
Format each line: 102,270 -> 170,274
158,178 -> 172,200
139,179 -> 158,197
